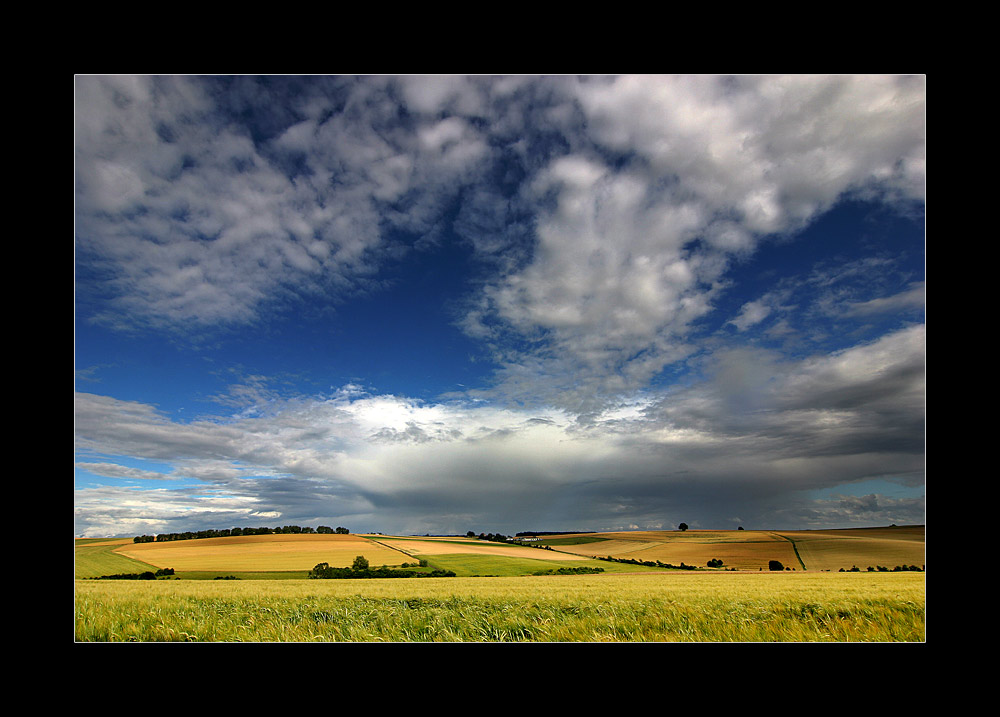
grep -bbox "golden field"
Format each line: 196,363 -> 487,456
543,526 -> 925,572
88,525 -> 924,576
775,527 -> 925,572
375,536 -> 590,561
115,533 -> 412,572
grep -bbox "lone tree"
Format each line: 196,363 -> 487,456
352,555 -> 370,571
768,560 -> 784,571
678,523 -> 689,531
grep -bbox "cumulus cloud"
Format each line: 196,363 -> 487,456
74,76 -> 494,333
457,75 -> 925,408
77,76 -> 924,387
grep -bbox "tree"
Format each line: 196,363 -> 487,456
352,555 -> 369,571
678,523 -> 689,531
768,560 -> 784,571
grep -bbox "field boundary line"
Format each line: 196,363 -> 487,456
367,538 -> 418,560
769,532 -> 807,570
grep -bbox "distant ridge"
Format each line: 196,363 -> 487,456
516,531 -> 596,536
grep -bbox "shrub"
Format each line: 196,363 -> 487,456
352,555 -> 370,571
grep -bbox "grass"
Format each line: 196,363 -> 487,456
75,540 -> 161,579
74,571 -> 925,642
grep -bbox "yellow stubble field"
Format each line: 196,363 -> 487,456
544,527 -> 924,572
553,530 -> 796,570
375,537 -> 591,561
115,533 -> 411,572
779,527 -> 925,572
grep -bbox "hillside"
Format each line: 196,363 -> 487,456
539,526 -> 925,572
75,525 -> 925,579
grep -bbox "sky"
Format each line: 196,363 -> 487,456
74,75 -> 926,538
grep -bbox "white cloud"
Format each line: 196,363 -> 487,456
75,462 -> 177,481
729,299 -> 773,331
844,282 -> 925,317
457,75 -> 926,406
75,76 -> 492,332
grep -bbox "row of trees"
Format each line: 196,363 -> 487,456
90,568 -> 175,580
468,531 -> 511,543
309,556 -> 456,579
134,525 -> 349,543
841,564 -> 924,572
597,555 -> 699,570
532,566 -> 605,575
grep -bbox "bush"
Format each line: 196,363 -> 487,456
309,561 -> 456,580
768,560 -> 784,571
532,566 -> 605,576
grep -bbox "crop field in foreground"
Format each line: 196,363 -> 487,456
74,571 -> 925,642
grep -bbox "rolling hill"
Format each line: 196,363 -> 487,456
75,525 -> 924,579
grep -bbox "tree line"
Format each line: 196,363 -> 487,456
309,556 -> 455,579
597,555 -> 700,570
467,531 -> 511,543
90,568 -> 175,580
840,564 -> 924,572
134,525 -> 350,543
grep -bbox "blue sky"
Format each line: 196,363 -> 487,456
74,75 -> 925,538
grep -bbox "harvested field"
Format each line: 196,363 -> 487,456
786,526 -> 925,541
780,529 -> 926,572
376,537 -> 590,561
115,534 -> 410,572
555,539 -> 667,557
551,530 -> 793,569
536,527 -> 925,572
628,540 -> 799,570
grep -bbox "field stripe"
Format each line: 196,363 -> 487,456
770,533 -> 807,570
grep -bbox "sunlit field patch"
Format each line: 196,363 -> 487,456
376,537 -> 590,561
115,534 -> 411,572
781,530 -> 926,572
538,527 -> 924,572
